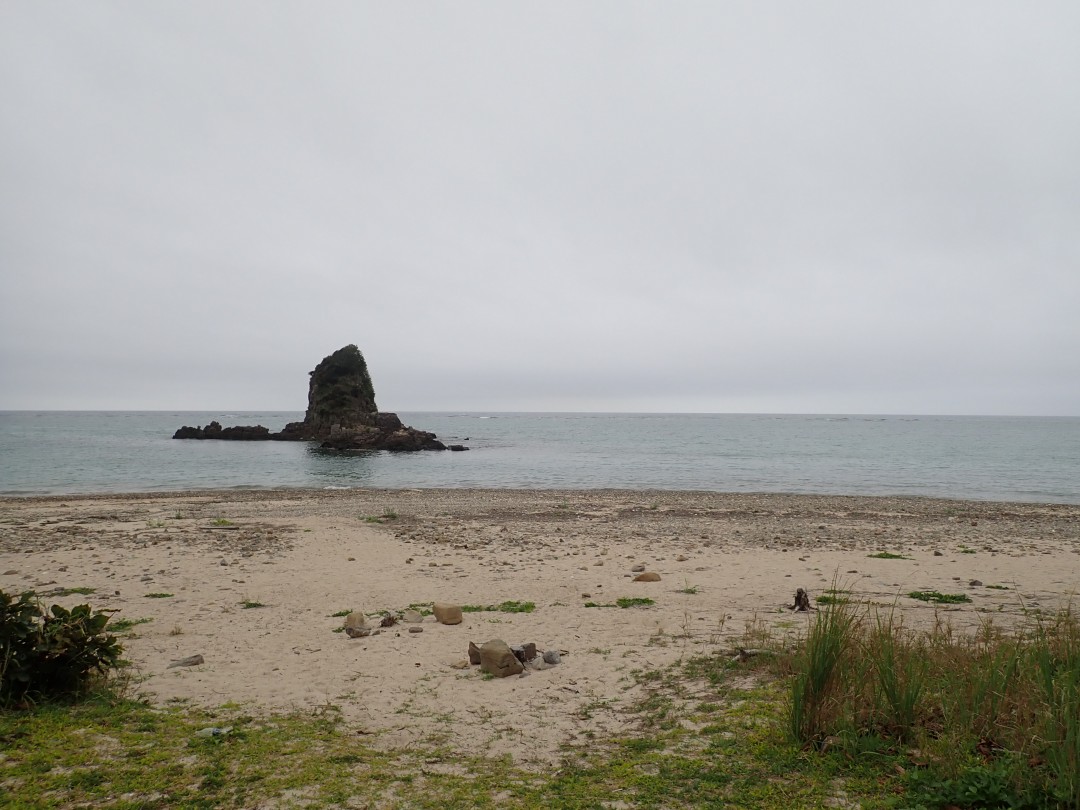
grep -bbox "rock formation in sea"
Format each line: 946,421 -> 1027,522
173,345 -> 450,451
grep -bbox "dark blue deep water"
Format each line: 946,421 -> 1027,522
1,411 -> 1078,503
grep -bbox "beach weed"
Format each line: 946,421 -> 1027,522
52,586 -> 96,596
495,600 -> 534,613
867,552 -> 909,559
240,600 -> 266,609
462,601 -> 536,614
616,597 -> 656,609
1,590 -> 123,704
815,594 -> 850,605
143,592 -> 174,599
790,594 -> 859,744
107,617 -> 152,633
908,590 -> 971,604
210,518 -> 234,527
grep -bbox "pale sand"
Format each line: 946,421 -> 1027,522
2,489 -> 1079,765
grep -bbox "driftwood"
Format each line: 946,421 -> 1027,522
789,587 -> 814,612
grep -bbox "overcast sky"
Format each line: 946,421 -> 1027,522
1,2 -> 1078,415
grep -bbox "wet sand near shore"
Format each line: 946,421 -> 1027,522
2,489 -> 1078,765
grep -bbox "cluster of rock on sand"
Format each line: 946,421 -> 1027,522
342,603 -> 563,678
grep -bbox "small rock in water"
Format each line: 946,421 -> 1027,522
402,609 -> 424,623
542,649 -> 561,665
969,579 -> 983,587
408,626 -> 423,634
631,564 -> 646,573
168,654 -> 205,668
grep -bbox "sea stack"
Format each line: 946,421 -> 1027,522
173,345 -> 449,451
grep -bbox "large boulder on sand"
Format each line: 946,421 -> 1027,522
479,639 -> 524,677
433,603 -> 463,625
343,611 -> 372,638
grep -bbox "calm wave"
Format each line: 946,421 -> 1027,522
0,411 -> 1077,503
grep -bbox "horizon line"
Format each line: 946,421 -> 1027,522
1,408 -> 1078,419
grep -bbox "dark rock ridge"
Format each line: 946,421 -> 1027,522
172,422 -> 270,441
173,345 -> 451,451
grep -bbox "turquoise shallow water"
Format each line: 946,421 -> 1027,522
0,411 -> 1078,503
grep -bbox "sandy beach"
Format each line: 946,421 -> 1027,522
2,489 -> 1078,766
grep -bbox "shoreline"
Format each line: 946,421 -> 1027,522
3,488 -> 1079,764
7,484 -> 1080,507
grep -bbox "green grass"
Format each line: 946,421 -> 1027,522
584,598 -> 656,609
815,594 -> 850,605
6,605 -> 1079,808
143,592 -> 174,599
328,609 -> 352,618
616,597 -> 656,609
50,586 -> 96,596
210,518 -> 234,527
779,599 -> 1080,808
907,590 -> 971,604
867,552 -> 909,559
240,601 -> 266,609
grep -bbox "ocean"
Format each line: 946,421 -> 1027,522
0,411 -> 1077,503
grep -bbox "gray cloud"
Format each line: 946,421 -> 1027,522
2,1 -> 1078,414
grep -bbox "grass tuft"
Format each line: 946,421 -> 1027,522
616,597 -> 656,609
908,590 -> 971,604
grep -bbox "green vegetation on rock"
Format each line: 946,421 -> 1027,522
307,344 -> 377,428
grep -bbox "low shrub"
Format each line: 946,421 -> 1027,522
1,590 -> 123,704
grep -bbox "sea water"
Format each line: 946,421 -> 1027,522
0,411 -> 1077,503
